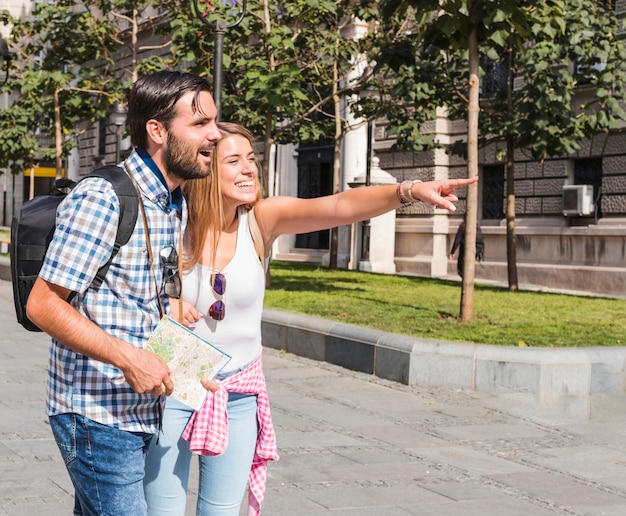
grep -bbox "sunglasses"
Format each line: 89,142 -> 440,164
160,245 -> 181,299
209,272 -> 226,321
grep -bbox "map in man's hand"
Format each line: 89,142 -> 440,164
147,316 -> 231,410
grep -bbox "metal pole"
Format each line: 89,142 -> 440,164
192,0 -> 247,122
115,130 -> 121,164
213,19 -> 227,122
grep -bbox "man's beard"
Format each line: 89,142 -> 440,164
163,131 -> 211,181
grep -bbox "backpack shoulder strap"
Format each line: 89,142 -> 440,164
82,165 -> 139,289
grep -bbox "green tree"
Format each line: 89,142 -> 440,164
2,0 -> 378,276
367,0 -> 524,319
477,0 -> 626,291
364,0 -> 626,317
1,3 -> 115,180
166,0 -> 375,269
0,0 -> 171,183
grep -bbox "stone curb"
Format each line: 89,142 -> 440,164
261,308 -> 626,419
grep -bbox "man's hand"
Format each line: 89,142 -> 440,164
119,346 -> 174,397
27,279 -> 175,397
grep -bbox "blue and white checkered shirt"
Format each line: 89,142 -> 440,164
40,149 -> 187,433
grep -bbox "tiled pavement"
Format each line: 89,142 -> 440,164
2,278 -> 626,515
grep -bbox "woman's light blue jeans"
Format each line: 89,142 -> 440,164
144,393 -> 258,516
49,413 -> 153,516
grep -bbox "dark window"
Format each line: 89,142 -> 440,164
574,158 -> 603,218
295,142 -> 333,249
481,57 -> 508,100
482,165 -> 505,220
23,176 -> 54,200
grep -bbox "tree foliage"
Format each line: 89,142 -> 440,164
1,3 -> 111,174
1,0 -> 379,184
363,0 -> 626,162
497,0 -> 626,161
0,1 -> 172,176
164,0 -> 371,144
164,0 -> 379,272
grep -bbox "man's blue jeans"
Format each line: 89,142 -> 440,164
49,413 -> 153,516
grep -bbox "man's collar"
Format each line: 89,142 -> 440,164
136,148 -> 183,214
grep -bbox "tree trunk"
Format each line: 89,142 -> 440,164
262,109 -> 274,286
505,47 -> 519,291
131,7 -> 138,84
505,137 -> 518,291
262,0 -> 276,284
261,0 -> 275,196
329,57 -> 342,271
262,110 -> 273,198
460,25 -> 480,321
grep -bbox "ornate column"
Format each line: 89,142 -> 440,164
348,156 -> 397,273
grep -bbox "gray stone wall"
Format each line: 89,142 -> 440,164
369,121 -> 626,296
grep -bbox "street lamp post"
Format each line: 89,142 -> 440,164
0,36 -> 12,224
0,36 -> 12,86
107,102 -> 127,164
192,0 -> 247,121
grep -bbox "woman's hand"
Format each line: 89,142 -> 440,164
170,299 -> 202,327
412,176 -> 479,212
201,376 -> 219,393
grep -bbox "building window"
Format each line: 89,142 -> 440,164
574,158 -> 603,218
295,141 -> 333,249
482,165 -> 505,220
481,57 -> 508,100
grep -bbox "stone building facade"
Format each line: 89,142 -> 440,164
271,109 -> 626,298
271,7 -> 626,299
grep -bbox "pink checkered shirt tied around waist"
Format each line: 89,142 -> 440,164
182,354 -> 278,515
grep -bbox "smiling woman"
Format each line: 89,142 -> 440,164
143,121 -> 478,516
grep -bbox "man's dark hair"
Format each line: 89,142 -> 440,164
127,71 -> 213,149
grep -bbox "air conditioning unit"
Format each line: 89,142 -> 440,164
562,184 -> 595,216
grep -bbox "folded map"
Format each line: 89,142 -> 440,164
147,316 -> 231,410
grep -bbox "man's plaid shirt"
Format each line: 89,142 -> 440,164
40,149 -> 186,433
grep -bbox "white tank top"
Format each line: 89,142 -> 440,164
182,208 -> 264,372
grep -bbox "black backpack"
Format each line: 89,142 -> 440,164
9,165 -> 138,332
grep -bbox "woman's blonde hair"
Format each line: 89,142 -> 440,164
183,122 -> 264,270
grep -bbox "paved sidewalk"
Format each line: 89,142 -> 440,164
2,278 -> 626,515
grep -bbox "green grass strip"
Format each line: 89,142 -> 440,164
264,261 -> 625,348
